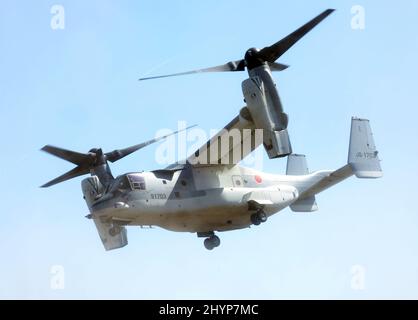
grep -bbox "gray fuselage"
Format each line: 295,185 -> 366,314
83,164 -> 328,233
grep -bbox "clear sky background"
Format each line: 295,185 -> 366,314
1,0 -> 417,299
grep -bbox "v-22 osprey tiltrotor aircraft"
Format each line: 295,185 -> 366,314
41,9 -> 382,250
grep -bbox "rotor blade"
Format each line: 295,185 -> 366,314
40,165 -> 89,188
138,60 -> 245,81
258,9 -> 335,62
105,125 -> 197,163
267,62 -> 289,72
41,145 -> 93,166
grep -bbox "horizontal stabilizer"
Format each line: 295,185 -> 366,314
295,117 -> 382,200
348,117 -> 382,178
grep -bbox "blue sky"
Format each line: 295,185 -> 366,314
1,0 -> 418,299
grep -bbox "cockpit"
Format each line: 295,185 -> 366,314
126,174 -> 146,190
111,173 -> 147,192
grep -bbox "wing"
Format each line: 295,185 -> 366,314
187,109 -> 263,167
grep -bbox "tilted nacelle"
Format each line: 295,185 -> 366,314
241,65 -> 292,158
81,176 -> 104,209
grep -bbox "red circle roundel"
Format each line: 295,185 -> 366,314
254,175 -> 262,184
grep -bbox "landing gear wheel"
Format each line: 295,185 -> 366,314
204,238 -> 214,250
251,213 -> 261,225
204,235 -> 221,250
109,226 -> 122,237
211,235 -> 220,247
251,210 -> 267,226
258,211 -> 267,223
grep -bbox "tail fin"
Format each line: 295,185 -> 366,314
286,154 -> 309,175
287,154 -> 318,212
348,117 -> 382,178
287,117 -> 382,207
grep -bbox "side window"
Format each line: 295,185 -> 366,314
117,176 -> 131,190
127,174 -> 146,190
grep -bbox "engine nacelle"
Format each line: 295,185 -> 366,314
263,128 -> 292,159
81,176 -> 104,209
242,65 -> 292,158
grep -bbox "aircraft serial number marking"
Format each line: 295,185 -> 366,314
151,193 -> 167,200
356,151 -> 377,159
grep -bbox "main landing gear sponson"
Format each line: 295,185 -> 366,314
197,231 -> 221,250
250,210 -> 267,226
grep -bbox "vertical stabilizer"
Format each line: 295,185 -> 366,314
287,154 -> 318,212
348,117 -> 382,178
286,154 -> 309,175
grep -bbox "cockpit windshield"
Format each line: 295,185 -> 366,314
127,174 -> 146,190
